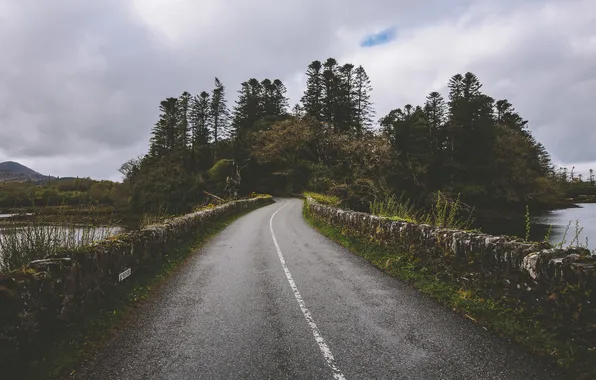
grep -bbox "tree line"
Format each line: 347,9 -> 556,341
120,57 -> 577,215
555,167 -> 596,199
0,178 -> 128,209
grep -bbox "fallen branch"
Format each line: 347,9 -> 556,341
203,191 -> 225,203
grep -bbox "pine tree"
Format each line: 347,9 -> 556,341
447,72 -> 496,191
424,91 -> 447,187
210,78 -> 229,160
496,99 -> 528,132
190,91 -> 211,148
353,65 -> 374,136
231,78 -> 266,167
291,103 -> 304,118
189,91 -> 212,170
260,79 -> 289,117
272,79 -> 289,116
448,74 -> 464,104
381,104 -> 430,191
232,78 -> 266,149
232,79 -> 264,140
334,63 -> 355,133
445,73 -> 464,184
176,91 -> 191,150
149,97 -> 178,158
424,92 -> 446,132
462,72 -> 482,99
301,60 -> 323,120
322,58 -> 339,128
261,79 -> 276,116
495,99 -> 512,123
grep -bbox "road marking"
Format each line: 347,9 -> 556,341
270,202 -> 346,380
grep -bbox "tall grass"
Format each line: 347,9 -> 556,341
527,206 -> 594,254
0,212 -> 121,273
369,194 -> 420,223
304,192 -> 341,207
525,205 -> 532,242
553,219 -> 594,253
139,207 -> 169,229
369,191 -> 474,230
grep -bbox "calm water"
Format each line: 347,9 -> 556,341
0,225 -> 124,257
533,204 -> 596,248
480,203 -> 596,249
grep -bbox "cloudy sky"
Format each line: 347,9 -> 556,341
1,0 -> 595,181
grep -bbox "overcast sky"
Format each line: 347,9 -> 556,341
1,0 -> 595,181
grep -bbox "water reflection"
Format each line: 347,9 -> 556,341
533,203 -> 596,248
0,213 -> 34,218
0,225 -> 124,257
478,203 -> 596,249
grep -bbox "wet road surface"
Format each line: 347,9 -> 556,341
75,198 -> 563,380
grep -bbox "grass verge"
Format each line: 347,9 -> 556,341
303,204 -> 593,380
18,207 -> 260,380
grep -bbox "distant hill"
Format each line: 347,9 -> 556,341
0,161 -> 53,183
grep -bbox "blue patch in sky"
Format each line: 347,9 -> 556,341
360,28 -> 396,47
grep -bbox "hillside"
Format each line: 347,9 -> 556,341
0,161 -> 51,183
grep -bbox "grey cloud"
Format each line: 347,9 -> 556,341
466,13 -> 596,164
0,0 -> 594,179
1,0 -> 471,169
1,1 -> 162,159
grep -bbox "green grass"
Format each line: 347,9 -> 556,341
303,192 -> 341,207
369,193 -> 419,223
303,203 -> 594,380
16,207 -> 260,380
369,191 -> 475,230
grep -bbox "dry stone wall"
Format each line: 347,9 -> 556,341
0,196 -> 273,370
306,198 -> 596,288
306,197 -> 596,351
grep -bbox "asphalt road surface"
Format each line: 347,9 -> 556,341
75,198 -> 563,380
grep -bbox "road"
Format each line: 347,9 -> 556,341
75,198 -> 563,380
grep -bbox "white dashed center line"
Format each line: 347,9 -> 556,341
269,202 -> 346,380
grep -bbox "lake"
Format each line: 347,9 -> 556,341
0,224 -> 124,259
479,203 -> 596,250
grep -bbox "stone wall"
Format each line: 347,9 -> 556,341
306,198 -> 596,286
306,197 -> 596,350
0,196 -> 273,369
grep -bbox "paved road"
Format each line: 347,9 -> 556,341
75,199 -> 563,380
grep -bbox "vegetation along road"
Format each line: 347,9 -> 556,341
75,199 -> 562,380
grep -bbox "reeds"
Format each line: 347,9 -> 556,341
0,208 -> 120,273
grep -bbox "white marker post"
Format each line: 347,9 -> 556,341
118,268 -> 131,282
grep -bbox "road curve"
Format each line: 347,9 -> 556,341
75,198 -> 563,380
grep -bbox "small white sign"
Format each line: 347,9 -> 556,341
119,268 -> 131,282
